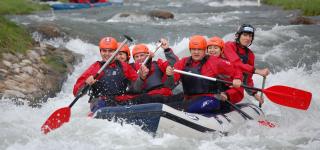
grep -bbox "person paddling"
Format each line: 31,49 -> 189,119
206,36 -> 245,106
129,39 -> 182,105
116,42 -> 131,63
206,36 -> 225,57
73,37 -> 143,114
223,24 -> 270,105
169,35 -> 243,113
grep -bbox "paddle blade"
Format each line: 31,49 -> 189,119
41,107 -> 71,134
258,120 -> 276,128
263,85 -> 312,110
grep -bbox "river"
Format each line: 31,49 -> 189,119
2,0 -> 320,149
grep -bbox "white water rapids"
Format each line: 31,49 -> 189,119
2,0 -> 320,149
1,30 -> 320,149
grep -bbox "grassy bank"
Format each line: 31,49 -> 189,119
263,0 -> 320,16
0,0 -> 49,54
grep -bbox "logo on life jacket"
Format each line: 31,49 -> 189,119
201,100 -> 212,108
222,59 -> 231,65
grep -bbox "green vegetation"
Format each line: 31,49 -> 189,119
0,0 -> 49,55
0,0 -> 49,15
263,0 -> 320,16
42,55 -> 67,73
0,16 -> 33,54
59,0 -> 69,2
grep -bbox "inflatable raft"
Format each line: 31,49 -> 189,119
51,1 -> 123,10
94,103 -> 265,137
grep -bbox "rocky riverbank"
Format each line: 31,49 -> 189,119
0,41 -> 82,107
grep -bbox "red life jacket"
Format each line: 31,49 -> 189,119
181,56 -> 229,96
174,55 -> 241,100
131,59 -> 173,96
224,41 -> 256,95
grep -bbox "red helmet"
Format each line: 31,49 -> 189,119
132,44 -> 149,56
117,42 -> 131,58
189,35 -> 207,50
207,36 -> 224,49
99,37 -> 118,50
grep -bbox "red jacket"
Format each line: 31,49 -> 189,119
73,61 -> 139,102
223,41 -> 255,89
132,59 -> 172,96
174,55 -> 244,104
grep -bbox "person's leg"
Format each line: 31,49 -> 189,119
90,98 -> 107,113
132,93 -> 183,104
164,93 -> 184,110
186,96 -> 221,113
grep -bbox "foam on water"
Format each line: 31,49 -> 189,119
208,0 -> 260,7
1,32 -> 320,149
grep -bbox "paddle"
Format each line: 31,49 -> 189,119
124,41 -> 162,93
41,35 -> 133,134
223,99 -> 276,128
174,69 -> 278,128
137,42 -> 162,74
214,94 -> 253,120
259,76 -> 266,108
173,69 -> 312,110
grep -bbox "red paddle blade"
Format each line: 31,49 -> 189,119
41,107 -> 71,134
263,85 -> 312,110
258,120 -> 276,128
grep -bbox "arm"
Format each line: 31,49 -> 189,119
244,73 -> 257,96
73,62 -> 100,96
164,48 -> 179,66
163,75 -> 175,89
155,58 -> 176,89
214,57 -> 241,80
173,57 -> 187,83
224,87 -> 244,104
224,42 -> 255,74
160,38 -> 179,66
121,62 -> 144,93
211,56 -> 242,88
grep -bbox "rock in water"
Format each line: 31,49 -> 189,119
148,10 -> 174,19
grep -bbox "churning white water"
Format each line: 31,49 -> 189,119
2,0 -> 320,149
1,30 -> 320,149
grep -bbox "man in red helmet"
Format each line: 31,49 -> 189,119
128,38 -> 182,105
169,35 -> 243,113
223,24 -> 270,105
131,39 -> 178,96
73,37 -> 144,113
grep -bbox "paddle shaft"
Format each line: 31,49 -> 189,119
173,69 -> 263,92
175,70 -> 255,120
69,35 -> 133,108
214,95 -> 254,120
137,42 -> 162,74
174,69 -> 312,110
259,76 -> 266,108
225,100 -> 253,120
